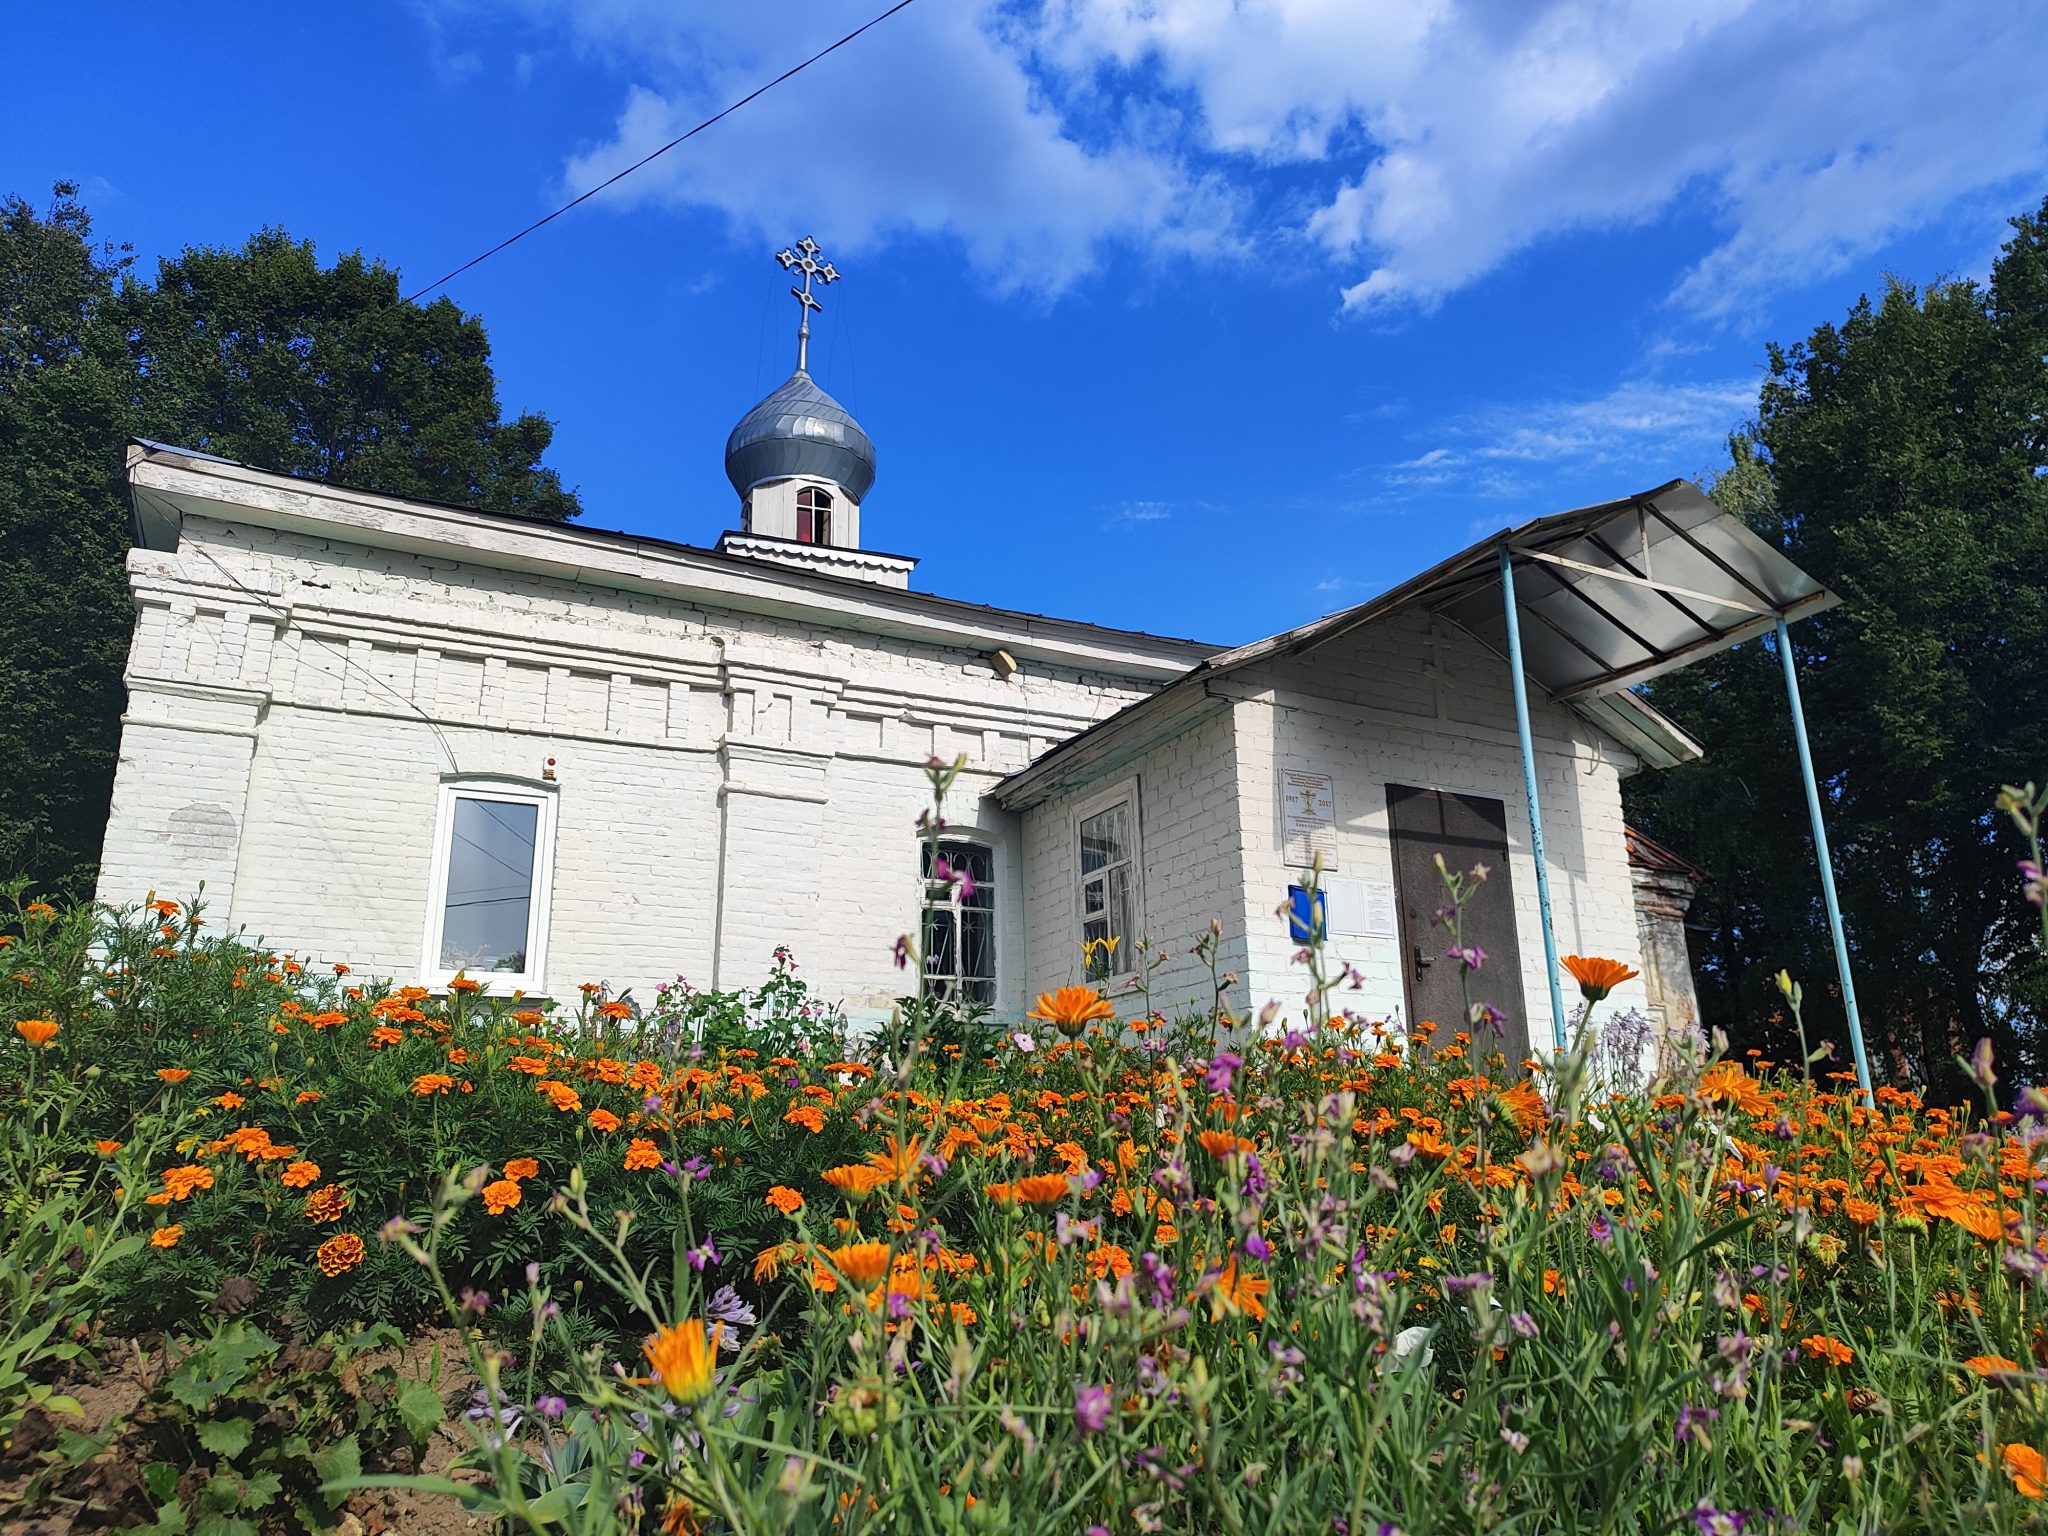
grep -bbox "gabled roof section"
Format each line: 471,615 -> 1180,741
995,480 -> 1837,808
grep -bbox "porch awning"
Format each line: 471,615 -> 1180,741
995,480 -> 1838,807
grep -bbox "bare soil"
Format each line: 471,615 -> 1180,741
1,1329 -> 485,1535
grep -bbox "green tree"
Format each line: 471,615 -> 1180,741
1627,197 -> 2048,1094
119,229 -> 580,520
0,184 -> 135,897
0,190 -> 581,900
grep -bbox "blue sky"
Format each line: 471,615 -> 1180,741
8,1 -> 2047,644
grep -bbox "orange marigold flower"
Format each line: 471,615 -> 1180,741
1406,1129 -> 1456,1160
156,1067 -> 191,1084
784,1104 -> 826,1134
2002,1444 -> 2047,1498
13,1018 -> 59,1048
1496,1079 -> 1545,1136
588,1109 -> 622,1133
316,1233 -> 366,1277
447,977 -> 482,994
598,1000 -> 633,1020
412,1072 -> 455,1096
504,1156 -> 540,1181
95,1139 -> 123,1156
765,1185 -> 805,1216
644,1319 -> 719,1403
624,1138 -> 663,1172
829,1242 -> 891,1285
482,1178 -> 522,1215
1561,954 -> 1638,1002
536,1080 -> 583,1113
1015,1173 -> 1071,1208
151,1224 -> 183,1249
304,1185 -> 350,1223
368,1025 -> 404,1048
1841,1196 -> 1882,1226
1799,1334 -> 1853,1366
281,1159 -> 321,1189
822,1164 -> 889,1198
212,1090 -> 245,1109
1026,986 -> 1117,1041
161,1165 -> 214,1202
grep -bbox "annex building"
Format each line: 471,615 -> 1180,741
94,249 -> 1832,1056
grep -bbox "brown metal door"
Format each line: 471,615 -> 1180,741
1385,784 -> 1530,1063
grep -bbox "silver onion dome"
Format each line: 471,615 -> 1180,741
723,369 -> 877,504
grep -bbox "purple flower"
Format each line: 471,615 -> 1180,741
1675,1403 -> 1719,1447
1074,1383 -> 1114,1436
686,1239 -> 722,1273
1205,1052 -> 1243,1095
1244,1233 -> 1272,1263
1138,1252 -> 1175,1308
1446,944 -> 1486,972
536,1395 -> 567,1422
680,1156 -> 712,1182
1589,1212 -> 1612,1245
1443,1271 -> 1493,1296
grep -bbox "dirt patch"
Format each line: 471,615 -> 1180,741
1,1329 -> 484,1535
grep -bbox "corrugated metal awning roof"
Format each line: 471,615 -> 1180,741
995,480 -> 1837,808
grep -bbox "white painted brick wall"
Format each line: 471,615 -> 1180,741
96,516 -> 1169,1016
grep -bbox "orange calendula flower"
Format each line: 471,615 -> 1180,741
13,1018 -> 59,1048
829,1242 -> 891,1285
1496,1079 -> 1545,1137
504,1156 -> 540,1181
1799,1334 -> 1854,1366
822,1163 -> 889,1198
152,1225 -> 183,1248
156,1068 -> 191,1084
304,1185 -> 350,1223
281,1159 -> 321,1189
95,1139 -> 123,1156
412,1073 -> 455,1096
1966,1355 -> 2024,1379
624,1138 -> 663,1172
588,1109 -> 622,1133
316,1233 -> 366,1277
1210,1257 -> 1269,1323
765,1185 -> 805,1216
1196,1129 -> 1249,1159
482,1178 -> 522,1215
2003,1444 -> 2047,1498
644,1319 -> 719,1403
1026,986 -> 1117,1040
1561,955 -> 1638,1003
1015,1173 -> 1072,1208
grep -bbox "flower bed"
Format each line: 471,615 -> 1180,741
7,888 -> 2048,1532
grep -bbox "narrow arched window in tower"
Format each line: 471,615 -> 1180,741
797,485 -> 833,545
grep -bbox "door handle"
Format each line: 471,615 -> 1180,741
1413,945 -> 1434,982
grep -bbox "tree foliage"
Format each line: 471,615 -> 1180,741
1626,196 -> 2048,1095
0,186 -> 580,899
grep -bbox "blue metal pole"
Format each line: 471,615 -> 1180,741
1774,615 -> 1873,1098
1499,548 -> 1569,1051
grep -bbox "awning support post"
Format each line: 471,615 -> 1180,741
1499,548 -> 1569,1051
1773,615 -> 1873,1098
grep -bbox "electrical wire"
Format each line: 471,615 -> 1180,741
402,0 -> 922,303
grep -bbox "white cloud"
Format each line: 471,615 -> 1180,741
423,0 -> 2048,313
1386,376 -> 1754,491
1038,0 -> 2048,315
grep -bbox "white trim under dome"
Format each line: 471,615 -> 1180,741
714,530 -> 917,588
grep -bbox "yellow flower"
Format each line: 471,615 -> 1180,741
643,1320 -> 720,1403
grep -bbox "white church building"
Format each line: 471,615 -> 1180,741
94,249 -> 1836,1055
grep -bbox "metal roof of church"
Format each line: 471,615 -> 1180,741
995,480 -> 1840,804
723,369 -> 877,503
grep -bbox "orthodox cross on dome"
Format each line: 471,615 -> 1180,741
776,236 -> 839,373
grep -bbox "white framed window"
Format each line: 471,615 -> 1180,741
922,838 -> 997,1005
420,778 -> 558,993
1073,778 -> 1141,982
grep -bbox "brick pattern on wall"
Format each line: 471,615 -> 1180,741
96,518 -> 1166,1015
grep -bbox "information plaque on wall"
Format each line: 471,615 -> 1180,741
1282,769 -> 1337,869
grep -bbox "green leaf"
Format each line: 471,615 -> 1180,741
195,1417 -> 255,1459
393,1378 -> 445,1443
143,1461 -> 183,1502
309,1433 -> 361,1491
191,1513 -> 258,1536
